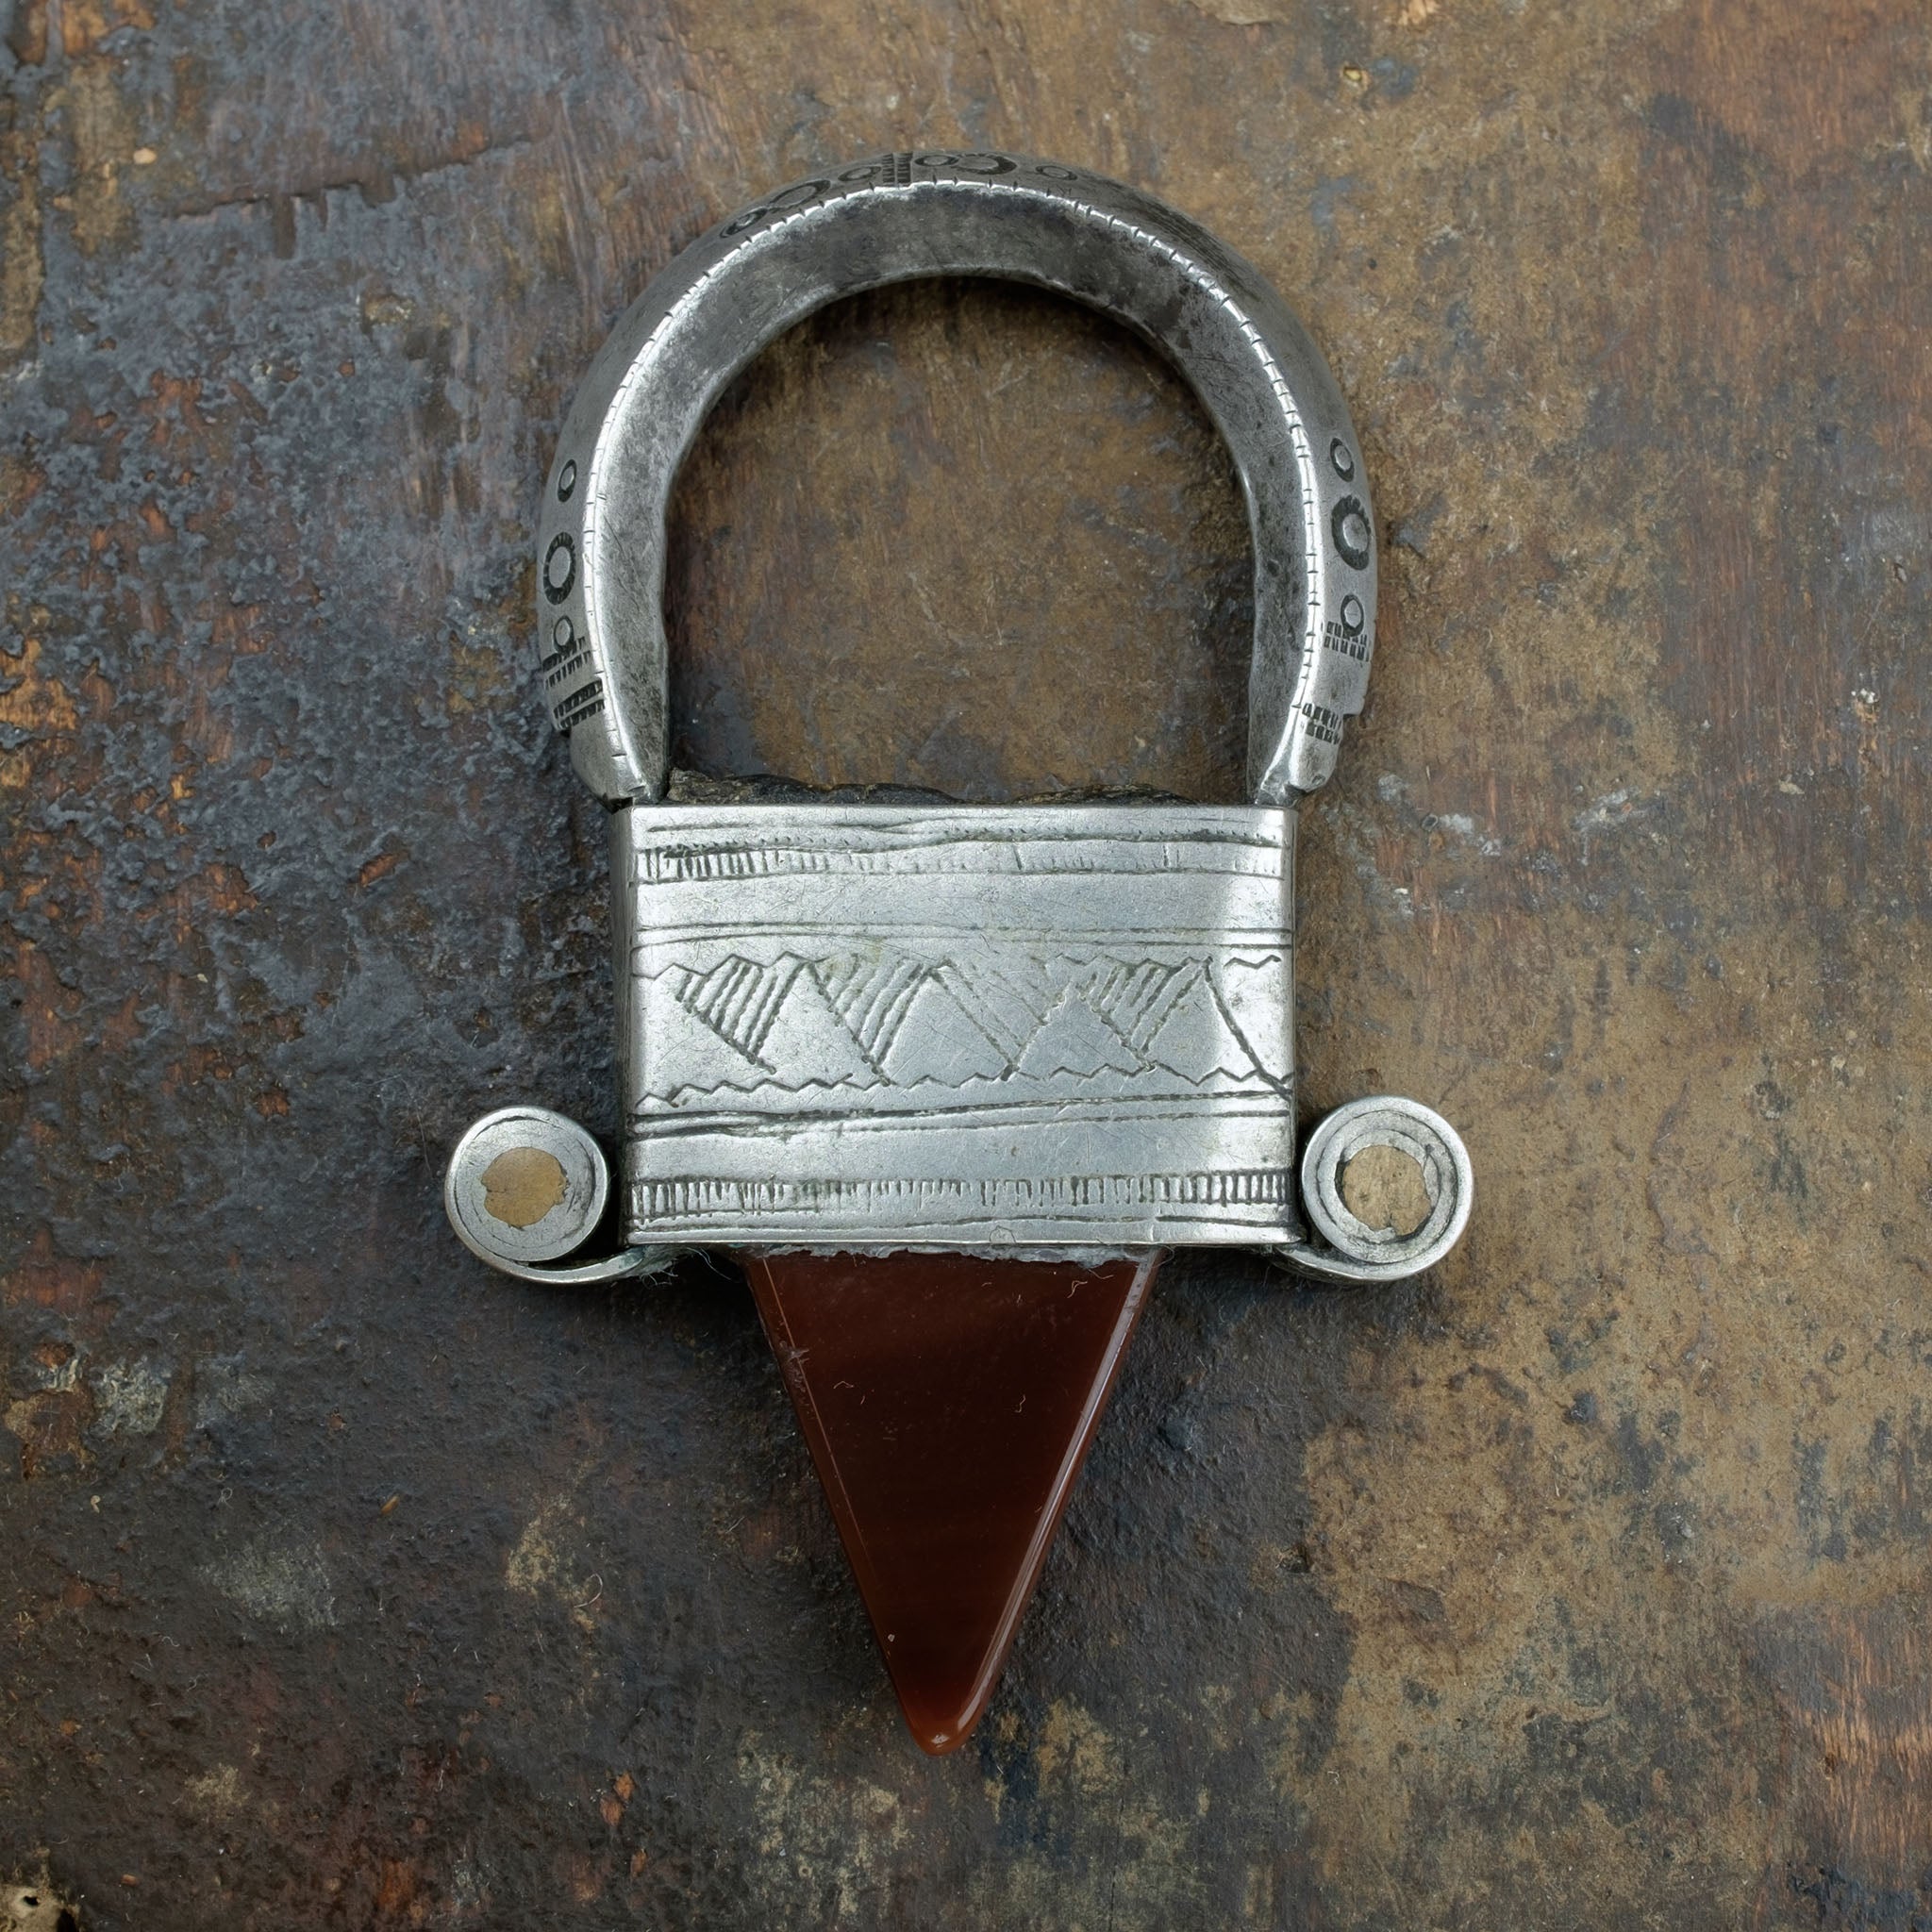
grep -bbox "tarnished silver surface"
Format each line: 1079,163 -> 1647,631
447,153 -> 1473,1281
611,802 -> 1297,1250
537,150 -> 1376,807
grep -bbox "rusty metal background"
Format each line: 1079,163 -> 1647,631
4,1 -> 1929,1925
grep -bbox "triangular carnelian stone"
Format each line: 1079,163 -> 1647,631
745,1252 -> 1158,1754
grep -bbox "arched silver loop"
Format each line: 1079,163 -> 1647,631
538,152 -> 1377,807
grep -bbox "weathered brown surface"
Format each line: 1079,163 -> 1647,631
3,1 -> 1928,1925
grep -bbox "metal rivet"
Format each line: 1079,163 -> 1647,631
557,458 -> 577,502
1330,438 -> 1355,479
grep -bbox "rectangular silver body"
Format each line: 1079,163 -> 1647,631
610,803 -> 1301,1251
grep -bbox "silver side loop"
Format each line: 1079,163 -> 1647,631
1281,1097 -> 1474,1284
538,152 -> 1377,808
444,1106 -> 670,1286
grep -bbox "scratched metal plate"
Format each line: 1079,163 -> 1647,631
614,802 -> 1297,1248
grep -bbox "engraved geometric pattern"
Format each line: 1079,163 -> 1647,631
617,805 -> 1301,1249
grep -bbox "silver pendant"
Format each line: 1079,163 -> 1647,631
446,152 -> 1472,1286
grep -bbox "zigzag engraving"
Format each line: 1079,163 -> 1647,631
673,954 -> 802,1065
815,954 -> 925,1062
634,946 -> 1284,1107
